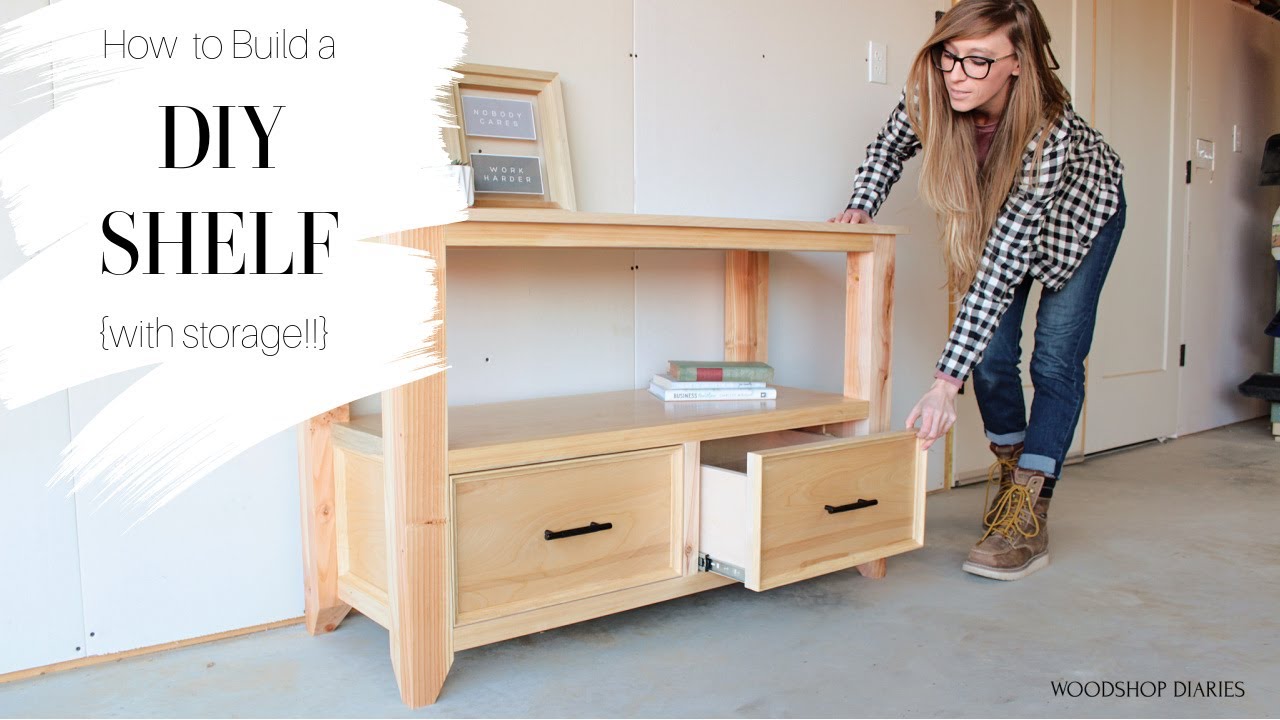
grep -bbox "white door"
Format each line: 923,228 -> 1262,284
952,0 -> 1184,482
1176,0 -> 1280,436
1081,0 -> 1183,453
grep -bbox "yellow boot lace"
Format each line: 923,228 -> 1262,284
982,455 -> 1019,526
979,482 -> 1041,543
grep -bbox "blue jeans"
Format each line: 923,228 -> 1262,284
970,183 -> 1127,480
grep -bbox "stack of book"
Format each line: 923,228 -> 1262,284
648,360 -> 776,402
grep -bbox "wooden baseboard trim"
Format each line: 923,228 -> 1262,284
0,616 -> 304,685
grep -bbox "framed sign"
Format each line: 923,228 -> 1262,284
461,96 -> 537,140
470,153 -> 545,195
445,63 -> 576,210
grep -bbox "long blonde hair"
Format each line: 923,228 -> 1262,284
906,0 -> 1069,293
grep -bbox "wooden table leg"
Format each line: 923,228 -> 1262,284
844,236 -> 895,437
382,226 -> 452,708
725,250 -> 769,362
846,237 -> 897,580
298,405 -> 353,634
855,558 -> 888,579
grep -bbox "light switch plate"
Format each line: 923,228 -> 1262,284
1195,138 -> 1215,171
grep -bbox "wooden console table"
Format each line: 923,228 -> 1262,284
297,210 -> 925,707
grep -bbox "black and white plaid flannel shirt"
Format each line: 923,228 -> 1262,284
847,91 -> 1125,385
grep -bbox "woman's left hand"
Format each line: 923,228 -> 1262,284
905,379 -> 960,451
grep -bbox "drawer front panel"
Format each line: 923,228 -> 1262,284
454,446 -> 682,625
752,430 -> 923,590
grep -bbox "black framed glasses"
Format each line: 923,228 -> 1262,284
931,47 -> 1016,80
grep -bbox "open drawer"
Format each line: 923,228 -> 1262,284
699,429 -> 926,591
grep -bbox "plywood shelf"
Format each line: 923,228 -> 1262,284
333,386 -> 870,474
445,209 -> 906,251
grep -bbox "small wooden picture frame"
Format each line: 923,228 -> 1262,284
445,63 -> 577,210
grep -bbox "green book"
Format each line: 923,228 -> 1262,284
667,360 -> 774,383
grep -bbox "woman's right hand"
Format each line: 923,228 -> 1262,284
827,207 -> 873,224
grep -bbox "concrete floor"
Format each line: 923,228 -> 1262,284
3,419 -> 1277,718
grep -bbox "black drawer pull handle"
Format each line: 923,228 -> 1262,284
545,521 -> 613,541
825,498 -> 878,514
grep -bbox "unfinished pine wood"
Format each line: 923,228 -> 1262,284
725,250 -> 769,362
846,233 -> 921,580
854,428 -> 929,580
334,387 -> 868,474
332,421 -> 382,458
337,573 -> 390,630
453,572 -> 736,651
680,441 -> 702,575
453,447 -> 683,625
446,210 -> 902,251
381,225 -> 451,709
844,235 -> 896,435
455,63 -> 559,90
446,389 -> 865,471
443,77 -> 465,164
538,73 -> 576,210
855,558 -> 887,579
298,213 -> 915,708
698,430 -> 924,591
700,429 -> 827,474
944,291 -> 959,488
298,404 -> 352,636
752,431 -> 923,591
334,448 -> 388,596
458,208 -> 907,236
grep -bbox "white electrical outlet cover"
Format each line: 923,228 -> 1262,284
868,41 -> 887,84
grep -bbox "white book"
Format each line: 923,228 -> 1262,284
651,373 -> 766,390
648,382 -> 777,402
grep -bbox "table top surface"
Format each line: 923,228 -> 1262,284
456,208 -> 908,236
442,209 -> 906,251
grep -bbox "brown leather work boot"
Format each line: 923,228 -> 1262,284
982,441 -> 1024,530
963,466 -> 1052,581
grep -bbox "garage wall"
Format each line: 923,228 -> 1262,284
448,0 -> 952,490
1,0 -> 304,675
0,0 -> 86,676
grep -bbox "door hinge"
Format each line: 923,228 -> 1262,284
1186,160 -> 1192,184
1180,344 -> 1186,367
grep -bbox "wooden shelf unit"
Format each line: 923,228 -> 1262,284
297,210 -> 922,708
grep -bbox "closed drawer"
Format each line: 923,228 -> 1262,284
453,446 -> 683,625
699,429 -> 925,591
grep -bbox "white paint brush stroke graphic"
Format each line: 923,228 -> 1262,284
0,1 -> 467,524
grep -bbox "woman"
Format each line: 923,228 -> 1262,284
829,0 -> 1125,581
